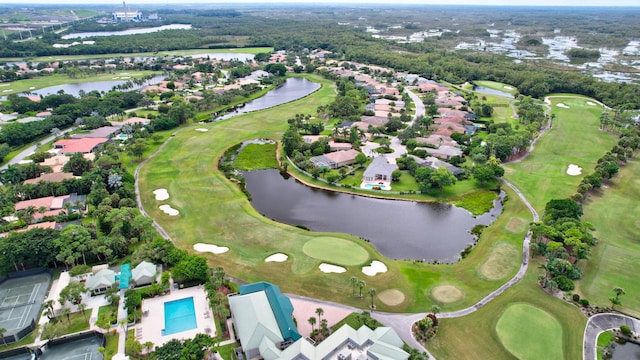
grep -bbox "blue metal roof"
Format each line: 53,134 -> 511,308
239,282 -> 301,341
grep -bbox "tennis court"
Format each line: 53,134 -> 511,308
0,271 -> 51,342
39,333 -> 104,360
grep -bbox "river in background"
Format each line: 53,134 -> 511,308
244,169 -> 504,263
62,24 -> 193,39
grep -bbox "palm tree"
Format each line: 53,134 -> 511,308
144,341 -> 154,354
308,317 -> 316,332
357,280 -> 366,298
431,305 -> 441,317
60,307 -> 71,324
78,303 -> 87,322
0,327 -> 6,346
350,276 -> 358,297
613,287 -> 626,300
315,308 -> 324,325
368,288 -> 377,309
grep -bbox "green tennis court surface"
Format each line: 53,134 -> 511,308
0,272 -> 51,341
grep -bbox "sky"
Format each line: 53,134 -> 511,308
3,0 -> 639,6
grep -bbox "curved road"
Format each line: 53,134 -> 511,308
584,313 -> 640,360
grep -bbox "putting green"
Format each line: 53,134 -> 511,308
496,303 -> 563,360
302,237 -> 369,266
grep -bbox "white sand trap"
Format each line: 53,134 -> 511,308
153,188 -> 170,201
503,85 -> 514,90
265,253 -> 288,262
362,261 -> 388,276
587,101 -> 597,106
567,164 -> 582,176
29,87 -> 35,90
556,103 -> 570,109
2,89 -> 12,93
319,263 -> 346,273
194,243 -> 229,254
159,204 -> 179,216
195,128 -> 209,132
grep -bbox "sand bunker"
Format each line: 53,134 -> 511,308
319,263 -> 346,274
431,285 -> 464,303
503,85 -> 514,90
159,205 -> 179,216
556,103 -> 570,109
587,101 -> 597,106
362,261 -> 388,276
378,289 -> 405,306
567,164 -> 582,176
194,243 -> 229,254
153,189 -> 170,201
265,253 -> 288,262
195,128 -> 209,132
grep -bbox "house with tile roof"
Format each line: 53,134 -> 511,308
53,138 -> 109,155
310,149 -> 360,169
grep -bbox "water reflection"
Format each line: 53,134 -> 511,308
244,169 -> 503,262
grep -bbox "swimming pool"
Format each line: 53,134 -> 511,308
162,297 -> 197,336
362,183 -> 390,190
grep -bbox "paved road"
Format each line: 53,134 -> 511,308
0,129 -> 73,170
584,313 -> 640,360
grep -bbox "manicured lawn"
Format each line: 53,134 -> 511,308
139,73 -> 529,313
577,156 -> 640,316
302,237 -> 369,266
597,331 -> 615,360
504,96 -> 616,213
0,47 -> 274,63
104,331 -> 119,360
473,80 -> 518,94
0,71 -> 160,95
427,258 -> 585,360
495,303 -> 564,360
234,143 -> 278,170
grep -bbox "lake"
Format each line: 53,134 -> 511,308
62,24 -> 192,39
244,169 -> 504,262
215,77 -> 321,120
29,74 -> 166,97
473,86 -> 515,98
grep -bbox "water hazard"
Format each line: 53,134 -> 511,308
244,169 -> 503,263
215,77 -> 320,120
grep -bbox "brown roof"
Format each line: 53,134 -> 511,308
23,172 -> 74,185
110,117 -> 151,127
19,222 -> 57,232
324,149 -> 360,164
14,196 -> 55,211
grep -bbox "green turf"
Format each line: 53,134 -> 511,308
597,331 -> 615,360
234,143 -> 278,170
302,237 -> 369,266
577,156 -> 640,316
139,73 -> 532,313
496,303 -> 564,360
504,96 -> 616,213
428,258 -> 585,360
451,189 -> 499,215
0,47 -> 274,63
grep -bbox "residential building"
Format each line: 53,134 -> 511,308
362,157 -> 397,183
53,138 -> 109,155
310,149 -> 360,169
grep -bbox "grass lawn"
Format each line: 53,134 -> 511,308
302,237 -> 369,266
597,331 -> 615,360
234,143 -> 278,170
216,342 -> 237,360
577,156 -> 640,316
504,96 -> 616,213
104,331 -> 119,360
473,80 -> 518,94
0,71 -> 160,96
495,303 -> 564,360
0,47 -> 274,63
0,325 -> 37,350
139,72 -> 531,313
427,258 -> 586,360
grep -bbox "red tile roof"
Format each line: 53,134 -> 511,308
53,138 -> 108,154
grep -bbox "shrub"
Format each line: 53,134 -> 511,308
69,264 -> 92,276
580,299 -> 590,307
554,275 -> 575,291
620,325 -> 632,336
572,293 -> 581,302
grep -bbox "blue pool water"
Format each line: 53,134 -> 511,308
163,297 -> 197,336
362,183 -> 390,190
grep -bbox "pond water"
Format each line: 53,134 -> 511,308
243,169 -> 504,262
215,77 -> 321,120
29,74 -> 165,97
611,341 -> 640,360
62,24 -> 192,39
473,86 -> 515,98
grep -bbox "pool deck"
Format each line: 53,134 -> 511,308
137,286 -> 216,349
